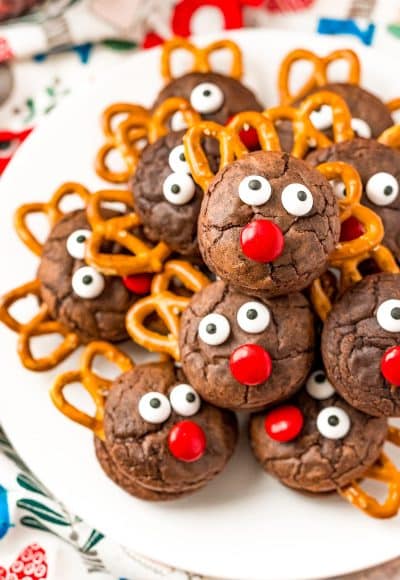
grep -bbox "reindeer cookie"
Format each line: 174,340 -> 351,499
51,342 -> 238,501
179,280 -> 315,411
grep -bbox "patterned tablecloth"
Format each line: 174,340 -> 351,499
0,1 -> 400,578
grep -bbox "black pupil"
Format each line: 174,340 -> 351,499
297,190 -> 307,201
171,184 -> 180,194
314,372 -> 325,383
328,415 -> 339,427
384,185 -> 393,196
77,235 -> 86,243
82,275 -> 93,285
249,179 -> 261,190
391,307 -> 400,320
0,140 -> 11,150
186,392 -> 196,403
206,323 -> 217,334
179,153 -> 185,161
150,397 -> 161,409
203,89 -> 212,97
246,309 -> 258,320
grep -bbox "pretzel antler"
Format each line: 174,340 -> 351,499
339,426 -> 400,519
298,90 -> 354,145
51,341 -> 134,439
161,37 -> 243,82
227,111 -> 281,154
14,182 -> 91,256
85,188 -> 171,276
279,48 -> 361,105
126,260 -> 210,360
378,124 -> 400,150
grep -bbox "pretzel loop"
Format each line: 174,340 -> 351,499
50,341 -> 134,440
149,97 -> 201,143
386,98 -> 400,115
299,91 -> 354,144
378,125 -> 400,150
150,260 -> 210,294
228,111 -> 281,154
0,279 -> 42,332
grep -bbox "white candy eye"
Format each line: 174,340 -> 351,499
237,301 -> 270,333
366,172 -> 399,206
170,111 -> 188,131
198,313 -> 230,345
351,117 -> 371,139
281,183 -> 314,216
163,172 -> 196,205
238,175 -> 272,206
306,370 -> 335,400
138,392 -> 171,423
170,384 -> 201,416
376,299 -> 400,332
330,180 -> 346,200
72,266 -> 105,299
190,82 -> 224,114
310,105 -> 333,130
168,144 -> 190,174
316,406 -> 351,440
66,229 -> 91,260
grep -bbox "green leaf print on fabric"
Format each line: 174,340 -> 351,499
17,473 -> 48,497
20,515 -> 53,534
81,529 -> 105,553
16,499 -> 71,526
102,39 -> 138,51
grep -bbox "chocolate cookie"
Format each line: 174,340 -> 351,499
249,374 -> 387,492
153,72 -> 262,126
198,151 -> 340,297
307,138 -> 400,260
131,130 -> 218,256
179,280 -> 315,411
322,273 -> 400,417
37,209 -> 137,344
98,361 -> 238,500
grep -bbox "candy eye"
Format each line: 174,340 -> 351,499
316,406 -> 351,439
71,266 -> 105,299
236,301 -> 270,333
168,144 -> 190,174
66,229 -> 91,260
351,117 -> 371,139
310,105 -> 333,130
366,172 -> 399,206
163,173 -> 196,205
330,180 -> 346,200
198,313 -> 230,345
170,384 -> 201,416
306,370 -> 335,400
238,175 -> 272,206
190,82 -> 224,114
170,111 -> 188,132
281,183 -> 314,216
376,299 -> 400,332
138,392 -> 171,423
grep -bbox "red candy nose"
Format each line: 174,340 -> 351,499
264,405 -> 304,442
227,116 -> 260,151
240,220 -> 284,263
381,346 -> 400,386
340,216 -> 365,242
168,420 -> 206,462
229,344 -> 272,385
122,273 -> 153,295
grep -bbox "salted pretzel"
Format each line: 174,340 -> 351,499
85,188 -> 171,276
340,426 -> 400,519
95,97 -> 201,184
51,341 -> 134,440
278,48 -> 361,105
310,162 -> 399,320
161,37 -> 243,82
126,260 -> 210,360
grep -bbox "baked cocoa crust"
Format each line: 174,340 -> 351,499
249,389 -> 387,492
198,150 -> 340,297
180,280 -> 315,411
322,273 -> 400,417
37,210 -> 136,344
153,72 -> 262,125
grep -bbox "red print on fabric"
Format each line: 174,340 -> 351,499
0,128 -> 32,175
0,543 -> 48,579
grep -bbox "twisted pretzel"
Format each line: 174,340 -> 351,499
227,111 -> 281,155
14,182 -> 91,256
161,37 -> 243,82
51,341 -> 134,440
387,98 -> 400,115
339,426 -> 400,518
279,48 -> 361,105
126,260 -> 210,360
0,279 -> 80,371
298,91 -> 354,145
378,124 -> 400,150
85,188 -> 171,276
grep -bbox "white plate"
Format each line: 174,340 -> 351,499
1,28 -> 400,580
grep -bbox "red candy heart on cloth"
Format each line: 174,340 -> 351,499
0,543 -> 48,579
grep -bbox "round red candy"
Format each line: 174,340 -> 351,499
229,344 -> 272,386
264,405 -> 304,442
340,216 -> 365,242
168,420 -> 206,462
381,346 -> 400,386
122,273 -> 153,295
240,219 -> 284,263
